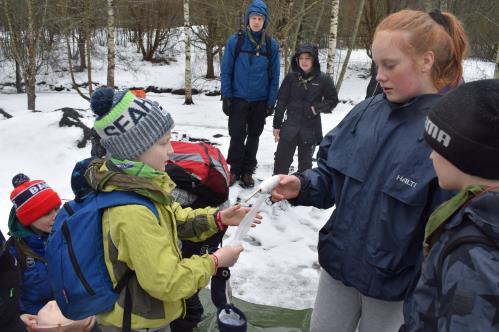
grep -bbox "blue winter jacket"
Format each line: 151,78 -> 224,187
403,190 -> 499,331
293,94 -> 453,300
9,233 -> 53,314
220,0 -> 280,107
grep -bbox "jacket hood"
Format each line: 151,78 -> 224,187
8,206 -> 34,239
291,43 -> 321,74
245,0 -> 269,28
465,191 -> 499,244
84,158 -> 175,206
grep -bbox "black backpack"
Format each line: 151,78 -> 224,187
233,30 -> 274,81
435,219 -> 497,297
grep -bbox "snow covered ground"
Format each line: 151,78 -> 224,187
0,41 -> 495,310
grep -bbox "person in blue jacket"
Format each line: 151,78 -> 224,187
7,173 -> 61,318
271,9 -> 468,332
401,79 -> 499,331
220,0 -> 280,188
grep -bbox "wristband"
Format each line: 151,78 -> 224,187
211,253 -> 219,274
216,210 -> 227,231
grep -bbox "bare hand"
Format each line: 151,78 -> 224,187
221,204 -> 262,227
273,128 -> 280,142
79,316 -> 96,331
214,245 -> 244,267
20,314 -> 37,331
271,175 -> 301,201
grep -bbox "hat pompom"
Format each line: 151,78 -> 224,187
90,87 -> 115,118
12,173 -> 30,188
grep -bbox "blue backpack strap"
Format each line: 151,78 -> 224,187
233,30 -> 273,82
90,191 -> 158,332
96,191 -> 159,220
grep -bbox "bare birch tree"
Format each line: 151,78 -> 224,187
107,0 -> 116,88
3,0 -> 50,111
336,0 -> 365,92
183,0 -> 193,104
326,0 -> 340,77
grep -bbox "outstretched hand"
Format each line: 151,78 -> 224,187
213,245 -> 244,267
221,204 -> 262,227
271,175 -> 301,201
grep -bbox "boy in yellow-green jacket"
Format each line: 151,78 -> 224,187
88,87 -> 259,331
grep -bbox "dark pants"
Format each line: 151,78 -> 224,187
170,230 -> 226,332
227,99 -> 267,175
273,132 -> 315,175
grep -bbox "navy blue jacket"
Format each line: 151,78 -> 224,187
9,233 -> 53,314
220,0 -> 280,107
293,94 -> 453,300
404,190 -> 499,331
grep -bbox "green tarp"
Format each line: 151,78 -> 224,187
194,289 -> 312,331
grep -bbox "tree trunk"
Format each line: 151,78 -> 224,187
312,0 -> 325,43
87,36 -> 93,94
183,0 -> 193,104
283,0 -> 294,74
86,0 -> 93,94
335,0 -> 365,93
106,0 -> 116,88
205,18 -> 216,79
15,59 -> 22,93
439,0 -> 448,11
77,29 -> 86,71
27,0 -> 37,111
66,36 -> 90,101
290,0 -> 306,53
495,42 -> 499,79
326,0 -> 340,77
422,0 -> 433,11
206,43 -> 215,79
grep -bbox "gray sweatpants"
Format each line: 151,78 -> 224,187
311,270 -> 404,332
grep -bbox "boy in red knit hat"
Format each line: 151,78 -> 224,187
7,173 -> 61,319
7,173 -> 96,331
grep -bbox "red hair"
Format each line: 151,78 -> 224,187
374,10 -> 468,90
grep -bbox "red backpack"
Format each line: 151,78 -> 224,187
166,141 -> 230,208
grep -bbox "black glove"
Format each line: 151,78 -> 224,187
266,106 -> 274,117
222,98 -> 232,116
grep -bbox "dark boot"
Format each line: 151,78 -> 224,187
229,172 -> 240,187
240,173 -> 255,188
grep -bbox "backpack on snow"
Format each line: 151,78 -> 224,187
165,141 -> 230,208
45,191 -> 158,330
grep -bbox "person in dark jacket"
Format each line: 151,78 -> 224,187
273,43 -> 338,175
401,79 -> 499,332
271,9 -> 468,332
220,0 -> 280,188
0,230 -> 25,332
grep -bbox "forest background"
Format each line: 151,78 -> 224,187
0,0 -> 498,113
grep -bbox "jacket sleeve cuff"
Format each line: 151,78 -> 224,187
287,172 -> 309,206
